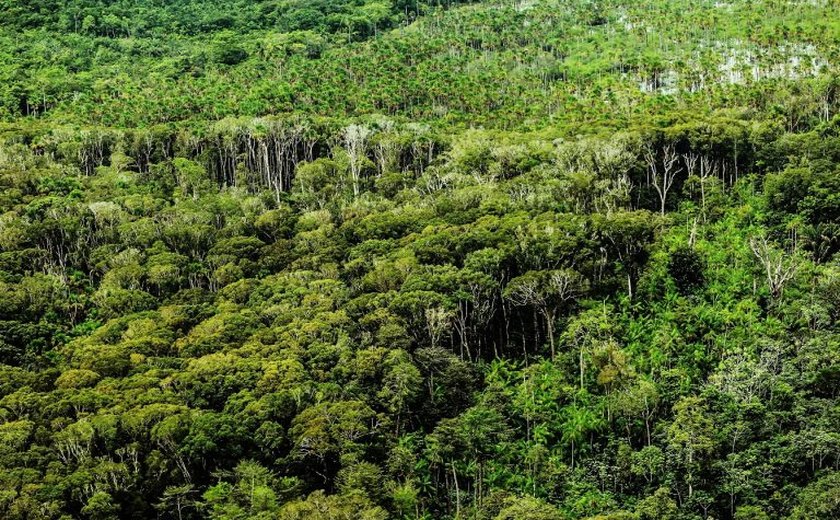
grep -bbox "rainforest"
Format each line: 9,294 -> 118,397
0,0 -> 839,518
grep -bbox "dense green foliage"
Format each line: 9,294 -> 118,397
1,0 -> 839,519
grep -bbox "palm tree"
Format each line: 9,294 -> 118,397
559,402 -> 602,469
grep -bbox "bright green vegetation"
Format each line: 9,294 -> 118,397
3,0 -> 839,127
1,0 -> 839,519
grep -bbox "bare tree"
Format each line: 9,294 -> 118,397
644,143 -> 682,215
749,235 -> 801,299
342,124 -> 371,198
372,118 -> 400,177
682,151 -> 699,178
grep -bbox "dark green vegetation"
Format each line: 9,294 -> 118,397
1,0 -> 840,518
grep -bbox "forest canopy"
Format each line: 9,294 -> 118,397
0,0 -> 839,519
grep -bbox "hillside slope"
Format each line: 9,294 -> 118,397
0,0 -> 839,519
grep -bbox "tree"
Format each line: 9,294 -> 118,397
377,350 -> 422,436
289,400 -> 377,476
635,487 -> 678,520
504,269 -> 585,358
155,485 -> 196,520
749,234 -> 801,299
493,495 -> 564,520
342,124 -> 372,199
276,490 -> 387,520
202,461 -> 281,519
173,158 -> 210,199
644,143 -> 682,216
595,211 -> 658,300
81,491 -> 120,520
560,401 -> 603,469
666,397 -> 716,499
788,472 -> 840,520
631,445 -> 665,486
